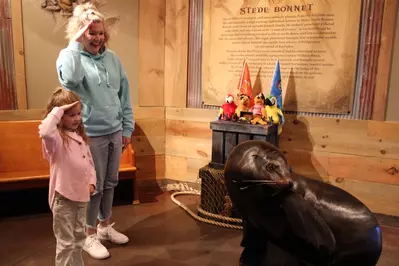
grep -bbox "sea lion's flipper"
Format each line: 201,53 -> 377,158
282,193 -> 336,253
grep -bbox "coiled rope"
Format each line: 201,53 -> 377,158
170,190 -> 243,230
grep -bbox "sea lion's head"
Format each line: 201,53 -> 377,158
224,140 -> 292,215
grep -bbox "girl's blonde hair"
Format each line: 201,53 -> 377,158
65,2 -> 109,45
45,87 -> 89,145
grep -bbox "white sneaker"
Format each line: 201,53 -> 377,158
97,222 -> 129,244
83,234 -> 110,260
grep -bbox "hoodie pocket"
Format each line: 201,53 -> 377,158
83,104 -> 122,126
118,105 -> 123,120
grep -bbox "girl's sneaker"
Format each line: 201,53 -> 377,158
83,234 -> 110,260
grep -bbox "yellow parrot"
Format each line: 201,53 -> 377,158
265,95 -> 284,135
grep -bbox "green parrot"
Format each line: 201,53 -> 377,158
265,95 -> 284,135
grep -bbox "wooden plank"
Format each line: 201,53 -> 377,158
238,133 -> 251,144
134,119 -> 165,137
282,115 -> 369,136
165,155 -> 208,183
10,0 -> 27,109
279,132 -> 399,159
165,135 -> 212,160
0,170 -> 49,182
328,177 -> 399,216
280,115 -> 399,160
282,149 -> 329,180
373,0 -> 398,121
135,155 -> 165,180
328,153 -> 399,185
211,120 -> 277,135
211,131 -> 224,164
280,135 -> 399,160
0,109 -> 44,121
166,119 -> 211,139
166,107 -> 218,122
168,118 -> 278,144
0,106 -> 163,121
224,132 -> 236,163
132,135 -> 165,156
138,0 -> 165,106
165,0 -> 188,107
134,107 -> 165,120
132,117 -> 165,156
367,120 -> 399,140
166,109 -> 369,134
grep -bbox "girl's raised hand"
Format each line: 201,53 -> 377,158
60,101 -> 80,112
70,20 -> 93,43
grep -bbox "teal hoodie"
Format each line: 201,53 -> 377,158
56,41 -> 134,138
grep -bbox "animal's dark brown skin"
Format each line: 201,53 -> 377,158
224,140 -> 382,266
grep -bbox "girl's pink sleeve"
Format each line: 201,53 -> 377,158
87,148 -> 97,187
38,107 -> 63,158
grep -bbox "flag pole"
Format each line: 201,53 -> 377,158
237,58 -> 246,92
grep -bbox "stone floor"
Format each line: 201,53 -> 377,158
0,184 -> 398,266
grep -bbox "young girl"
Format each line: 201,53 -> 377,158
39,88 -> 96,266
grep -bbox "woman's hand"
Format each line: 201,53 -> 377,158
60,101 -> 80,112
71,20 -> 93,43
122,136 -> 131,151
89,184 -> 95,195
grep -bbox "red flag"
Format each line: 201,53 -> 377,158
237,59 -> 254,107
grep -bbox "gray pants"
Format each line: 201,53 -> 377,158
53,192 -> 87,266
86,130 -> 122,228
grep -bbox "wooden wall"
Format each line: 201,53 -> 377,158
131,107 -> 165,186
163,0 -> 399,217
134,0 -> 166,185
165,108 -> 399,216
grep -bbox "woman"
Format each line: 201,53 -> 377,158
56,3 -> 134,260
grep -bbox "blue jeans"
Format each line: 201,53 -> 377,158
86,130 -> 122,228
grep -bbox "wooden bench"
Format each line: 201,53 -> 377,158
0,120 -> 139,204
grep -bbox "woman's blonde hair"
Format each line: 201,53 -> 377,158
65,2 -> 109,45
45,87 -> 89,145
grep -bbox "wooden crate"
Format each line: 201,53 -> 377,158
209,120 -> 279,169
198,120 -> 279,221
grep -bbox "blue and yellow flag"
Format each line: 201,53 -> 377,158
270,60 -> 283,110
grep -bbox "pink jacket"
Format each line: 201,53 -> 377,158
39,107 -> 96,209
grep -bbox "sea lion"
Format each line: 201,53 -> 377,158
224,140 -> 382,266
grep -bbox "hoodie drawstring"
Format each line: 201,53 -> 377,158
104,64 -> 110,87
90,57 -> 110,87
90,58 -> 101,85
